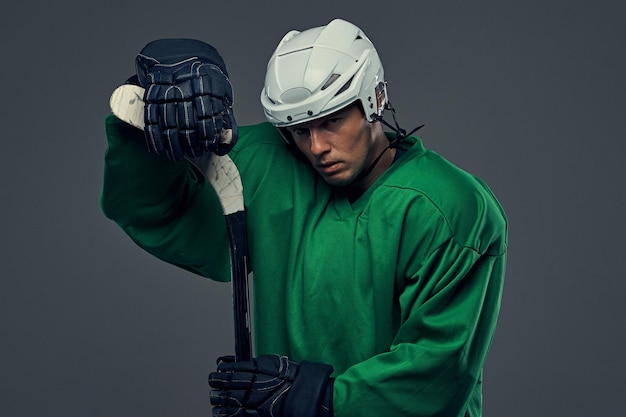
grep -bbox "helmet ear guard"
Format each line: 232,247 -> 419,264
277,127 -> 294,145
367,81 -> 389,121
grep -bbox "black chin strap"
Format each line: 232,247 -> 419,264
379,101 -> 425,147
350,145 -> 393,185
350,102 -> 424,186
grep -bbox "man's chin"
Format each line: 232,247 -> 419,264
316,165 -> 364,187
321,174 -> 355,187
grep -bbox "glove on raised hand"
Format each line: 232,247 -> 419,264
209,354 -> 334,417
135,38 -> 238,160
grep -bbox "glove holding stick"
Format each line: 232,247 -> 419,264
209,354 -> 334,417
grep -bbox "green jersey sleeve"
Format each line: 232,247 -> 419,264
334,239 -> 506,417
100,114 -> 231,281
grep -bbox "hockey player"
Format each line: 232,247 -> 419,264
101,18 -> 507,417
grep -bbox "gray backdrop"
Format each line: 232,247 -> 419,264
2,0 -> 624,416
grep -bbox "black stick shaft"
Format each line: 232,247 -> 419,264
224,210 -> 252,361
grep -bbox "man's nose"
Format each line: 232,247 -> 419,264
309,129 -> 331,155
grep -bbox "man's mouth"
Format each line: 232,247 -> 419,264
317,161 -> 342,174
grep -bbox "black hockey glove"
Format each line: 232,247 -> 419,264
208,354 -> 334,417
135,38 -> 238,160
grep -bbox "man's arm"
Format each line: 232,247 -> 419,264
332,240 -> 506,417
101,114 -> 232,281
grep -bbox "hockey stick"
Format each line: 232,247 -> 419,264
109,84 -> 252,361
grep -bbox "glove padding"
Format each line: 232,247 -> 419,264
135,38 -> 238,160
209,354 -> 334,417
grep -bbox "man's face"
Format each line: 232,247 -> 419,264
286,103 -> 387,188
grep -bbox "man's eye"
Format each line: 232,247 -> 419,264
292,128 -> 309,137
324,117 -> 344,129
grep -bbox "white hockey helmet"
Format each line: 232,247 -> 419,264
260,19 -> 387,129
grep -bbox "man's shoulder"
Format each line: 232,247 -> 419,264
382,143 -> 507,254
238,122 -> 285,147
386,140 -> 480,194
232,121 -> 301,171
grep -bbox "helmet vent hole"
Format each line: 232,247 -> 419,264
321,74 -> 340,90
335,76 -> 354,96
